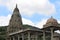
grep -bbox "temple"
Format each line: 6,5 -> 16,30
6,5 -> 60,40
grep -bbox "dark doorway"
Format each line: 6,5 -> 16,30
20,38 -> 22,40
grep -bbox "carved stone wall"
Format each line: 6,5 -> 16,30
7,5 -> 23,34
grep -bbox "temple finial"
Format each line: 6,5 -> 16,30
16,4 -> 17,8
51,16 -> 53,18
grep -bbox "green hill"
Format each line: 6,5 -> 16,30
0,26 -> 7,40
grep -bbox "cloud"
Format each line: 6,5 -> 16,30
22,18 -> 35,26
36,19 -> 47,28
0,0 -> 56,16
22,18 -> 47,28
0,14 -> 11,26
55,30 -> 60,33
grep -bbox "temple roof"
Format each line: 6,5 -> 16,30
46,16 -> 58,25
9,25 -> 42,36
42,16 -> 60,30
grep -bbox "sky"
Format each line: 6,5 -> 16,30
0,0 -> 60,29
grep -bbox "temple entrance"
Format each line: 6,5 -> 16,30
20,38 -> 22,40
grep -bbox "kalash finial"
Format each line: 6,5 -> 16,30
16,4 -> 17,8
51,16 -> 53,19
51,16 -> 53,18
13,4 -> 19,12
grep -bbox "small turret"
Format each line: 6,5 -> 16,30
43,16 -> 58,28
46,16 -> 58,25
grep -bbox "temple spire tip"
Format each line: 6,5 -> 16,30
51,16 -> 53,18
16,4 -> 17,8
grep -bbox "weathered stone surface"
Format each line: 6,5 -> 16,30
7,4 -> 23,34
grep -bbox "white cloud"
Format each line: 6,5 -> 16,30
36,19 -> 47,28
0,0 -> 56,16
0,14 -> 11,26
22,18 -> 35,26
55,30 -> 60,33
22,18 -> 48,28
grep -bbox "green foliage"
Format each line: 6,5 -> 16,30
0,26 -> 7,40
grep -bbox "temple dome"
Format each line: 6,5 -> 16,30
46,16 -> 58,25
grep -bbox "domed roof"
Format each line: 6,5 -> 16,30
46,16 -> 58,25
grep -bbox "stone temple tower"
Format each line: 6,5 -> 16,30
7,4 -> 23,34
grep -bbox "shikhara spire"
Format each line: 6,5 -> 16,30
7,4 -> 23,33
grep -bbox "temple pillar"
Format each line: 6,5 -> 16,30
28,32 -> 30,40
13,36 -> 15,40
36,32 -> 38,40
50,28 -> 54,40
8,37 -> 11,40
22,33 -> 24,40
18,35 -> 20,40
43,30 -> 45,40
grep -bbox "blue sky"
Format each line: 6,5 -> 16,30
0,0 -> 60,28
